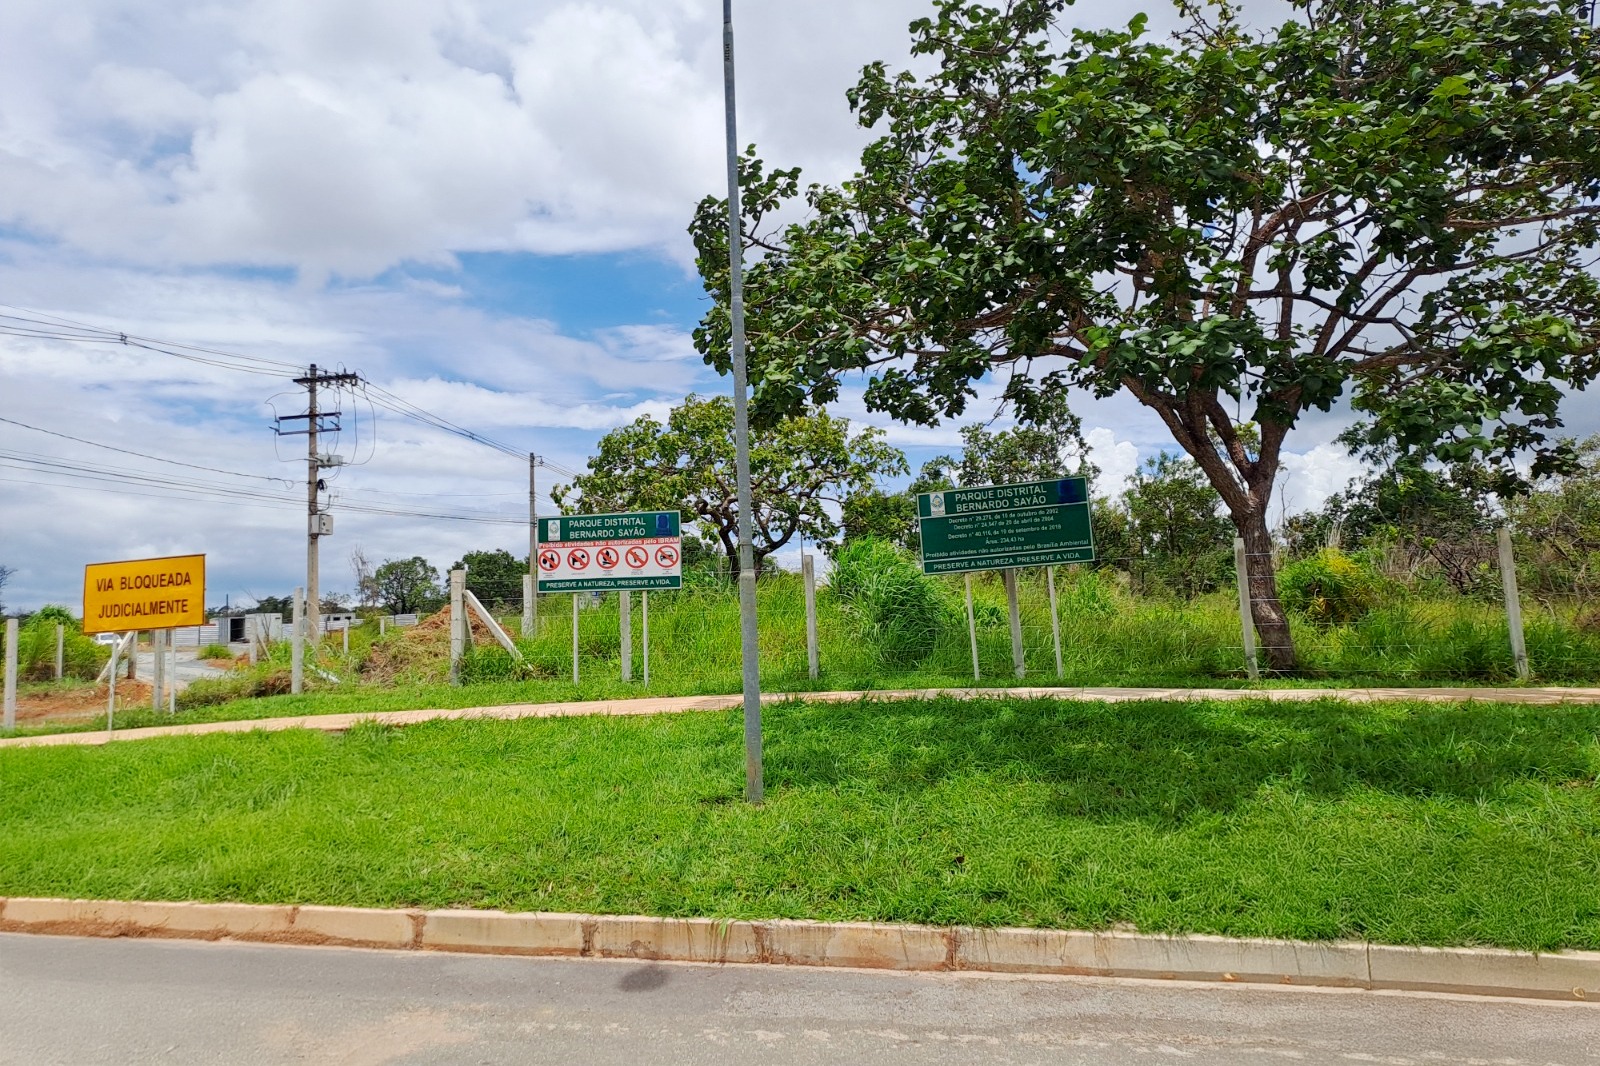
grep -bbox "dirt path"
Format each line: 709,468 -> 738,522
4,684 -> 1599,750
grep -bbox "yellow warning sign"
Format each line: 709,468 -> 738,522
82,554 -> 207,634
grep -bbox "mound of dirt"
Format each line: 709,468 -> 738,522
359,609 -> 506,685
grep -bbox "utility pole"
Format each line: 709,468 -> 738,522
723,0 -> 762,804
277,364 -> 360,642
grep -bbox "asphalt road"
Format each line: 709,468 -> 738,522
132,648 -> 232,691
1,935 -> 1593,1065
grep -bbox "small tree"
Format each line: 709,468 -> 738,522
350,546 -> 380,609
554,394 -> 907,577
372,557 -> 443,615
0,563 -> 14,616
1507,434 -> 1600,600
450,549 -> 526,608
926,391 -> 1098,490
692,0 -> 1600,670
1119,453 -> 1236,598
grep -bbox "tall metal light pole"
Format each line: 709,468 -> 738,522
723,0 -> 763,804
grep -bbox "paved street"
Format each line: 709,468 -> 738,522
132,648 -> 232,692
1,934 -> 1593,1065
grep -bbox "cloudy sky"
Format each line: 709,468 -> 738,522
0,0 -> 1456,611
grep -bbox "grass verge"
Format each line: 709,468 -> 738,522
3,695 -> 1597,951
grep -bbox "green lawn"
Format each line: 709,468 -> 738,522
4,695 -> 1597,951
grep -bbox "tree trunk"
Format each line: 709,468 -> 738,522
1233,506 -> 1296,672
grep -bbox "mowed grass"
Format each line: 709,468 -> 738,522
4,695 -> 1599,951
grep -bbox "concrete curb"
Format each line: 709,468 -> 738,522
6,684 -> 1600,749
2,897 -> 1593,1002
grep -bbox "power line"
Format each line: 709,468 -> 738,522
1,453 -> 528,526
1,304 -> 565,475
0,416 -> 296,486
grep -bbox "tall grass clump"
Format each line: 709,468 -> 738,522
829,538 -> 957,666
1,607 -> 109,681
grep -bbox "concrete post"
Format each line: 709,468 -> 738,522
126,634 -> 137,680
3,617 -> 17,730
291,588 -> 305,695
802,554 -> 819,681
642,591 -> 650,687
107,634 -> 122,733
449,569 -> 466,683
522,574 -> 535,638
54,624 -> 64,681
619,591 -> 633,681
965,573 -> 980,682
151,629 -> 165,711
571,594 -> 580,685
1047,565 -> 1063,680
1498,526 -> 1530,681
1004,568 -> 1025,680
1234,537 -> 1259,681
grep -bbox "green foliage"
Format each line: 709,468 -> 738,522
1,611 -> 107,682
1508,434 -> 1600,601
692,0 -> 1600,671
27,604 -> 75,625
372,556 -> 443,615
926,390 -> 1099,490
553,394 -> 907,577
450,549 -> 526,609
838,488 -> 918,553
1279,550 -> 1383,627
196,644 -> 235,661
1119,454 -> 1235,598
828,538 -> 956,665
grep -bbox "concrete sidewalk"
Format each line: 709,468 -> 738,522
4,684 -> 1598,750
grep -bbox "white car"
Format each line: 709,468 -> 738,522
93,633 -> 120,646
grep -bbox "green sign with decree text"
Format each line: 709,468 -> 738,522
917,477 -> 1094,575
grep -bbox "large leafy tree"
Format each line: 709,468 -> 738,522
553,394 -> 907,577
691,0 -> 1600,670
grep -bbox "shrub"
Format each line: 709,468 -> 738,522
196,644 -> 235,661
3,610 -> 109,681
829,538 -> 956,665
1278,549 -> 1382,626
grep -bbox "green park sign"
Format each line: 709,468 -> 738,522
917,477 -> 1094,574
537,511 -> 683,593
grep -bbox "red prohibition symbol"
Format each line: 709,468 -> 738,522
538,549 -> 560,572
597,546 -> 619,569
625,546 -> 649,569
567,548 -> 590,570
654,545 -> 680,568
